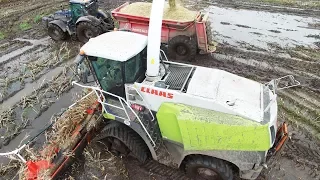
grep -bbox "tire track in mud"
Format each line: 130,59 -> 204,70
0,40 -> 31,57
0,0 -> 65,19
212,46 -> 320,92
282,141 -> 320,179
279,91 -> 320,133
0,38 -> 49,65
216,46 -> 320,81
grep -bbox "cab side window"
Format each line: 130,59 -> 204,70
125,48 -> 147,83
125,55 -> 139,83
91,57 -> 123,91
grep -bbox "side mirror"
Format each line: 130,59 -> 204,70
74,54 -> 85,66
74,55 -> 88,84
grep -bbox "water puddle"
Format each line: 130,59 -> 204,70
0,37 -> 49,65
0,86 -> 81,164
181,0 -> 320,50
0,66 -> 65,113
205,6 -> 320,50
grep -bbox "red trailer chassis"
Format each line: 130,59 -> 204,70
112,2 -> 215,61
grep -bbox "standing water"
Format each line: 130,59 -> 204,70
182,0 -> 320,50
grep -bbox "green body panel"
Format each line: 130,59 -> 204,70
103,112 -> 115,120
156,103 -> 271,151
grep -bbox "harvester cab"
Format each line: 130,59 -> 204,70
42,0 -> 114,43
71,1 -> 300,180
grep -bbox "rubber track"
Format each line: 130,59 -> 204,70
142,160 -> 189,180
98,122 -> 150,163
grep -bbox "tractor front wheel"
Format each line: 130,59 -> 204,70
77,21 -> 102,43
168,35 -> 197,61
48,24 -> 67,41
184,155 -> 234,180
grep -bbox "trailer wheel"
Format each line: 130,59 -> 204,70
98,122 -> 150,163
77,21 -> 102,43
97,11 -> 115,30
184,155 -> 233,180
168,35 -> 197,61
48,23 -> 67,41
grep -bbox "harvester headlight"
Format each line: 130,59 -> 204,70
128,89 -> 143,101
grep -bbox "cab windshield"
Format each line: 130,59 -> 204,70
88,48 -> 146,96
90,57 -> 122,92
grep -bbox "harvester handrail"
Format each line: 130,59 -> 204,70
160,49 -> 169,62
72,81 -> 156,147
263,75 -> 300,112
69,90 -> 95,109
0,144 -> 27,163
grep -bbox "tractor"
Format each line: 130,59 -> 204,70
71,0 -> 299,179
42,0 -> 114,43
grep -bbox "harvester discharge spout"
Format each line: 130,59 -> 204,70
146,0 -> 166,81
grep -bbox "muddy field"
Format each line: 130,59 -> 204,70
0,0 -> 319,179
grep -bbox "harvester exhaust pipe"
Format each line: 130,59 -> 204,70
146,0 -> 166,81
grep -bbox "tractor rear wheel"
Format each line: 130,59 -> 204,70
184,155 -> 233,180
77,21 -> 102,43
168,35 -> 197,61
48,24 -> 67,41
98,122 -> 150,163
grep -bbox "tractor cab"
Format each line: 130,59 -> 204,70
76,31 -> 148,97
69,0 -> 99,23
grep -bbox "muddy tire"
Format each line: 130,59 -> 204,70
98,122 -> 150,163
97,11 -> 115,30
168,35 -> 197,61
77,21 -> 102,43
184,155 -> 234,180
48,23 -> 67,41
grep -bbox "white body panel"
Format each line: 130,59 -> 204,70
146,0 -> 165,77
133,83 -> 238,117
80,31 -> 148,61
129,61 -> 273,123
187,67 -> 263,122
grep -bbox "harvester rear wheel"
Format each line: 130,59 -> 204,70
48,23 -> 67,41
99,122 -> 150,163
77,21 -> 102,43
168,35 -> 197,61
184,155 -> 233,180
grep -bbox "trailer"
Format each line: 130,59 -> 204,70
112,2 -> 215,61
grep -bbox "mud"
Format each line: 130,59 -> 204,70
0,0 -> 319,180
